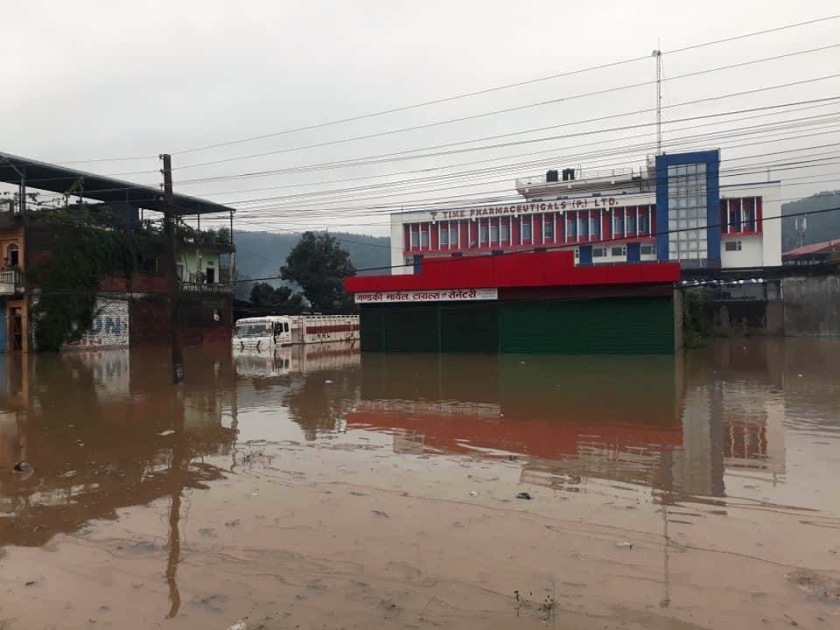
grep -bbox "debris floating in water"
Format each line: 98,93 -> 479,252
12,462 -> 32,474
469,490 -> 479,497
516,492 -> 532,500
616,541 -> 634,549
158,430 -> 175,437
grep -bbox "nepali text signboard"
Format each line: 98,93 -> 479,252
355,288 -> 498,304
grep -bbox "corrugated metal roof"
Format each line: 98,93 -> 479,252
0,151 -> 234,216
783,239 -> 840,258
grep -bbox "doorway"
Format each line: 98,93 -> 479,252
10,308 -> 23,352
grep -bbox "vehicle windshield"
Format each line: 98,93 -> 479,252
234,323 -> 272,338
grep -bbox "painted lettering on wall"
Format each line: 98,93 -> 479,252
434,197 -> 618,221
355,288 -> 498,304
64,299 -> 130,350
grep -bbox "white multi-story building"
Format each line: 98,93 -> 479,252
390,150 -> 782,274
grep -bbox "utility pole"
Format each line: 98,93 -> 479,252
161,154 -> 184,384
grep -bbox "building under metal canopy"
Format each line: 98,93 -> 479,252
0,151 -> 234,216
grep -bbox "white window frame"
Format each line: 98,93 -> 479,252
500,219 -> 511,246
521,216 -> 532,244
543,214 -> 554,242
490,218 -> 500,245
479,220 -> 489,246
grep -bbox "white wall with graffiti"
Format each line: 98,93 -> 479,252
64,297 -> 130,350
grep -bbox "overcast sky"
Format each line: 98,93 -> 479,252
3,1 -> 839,236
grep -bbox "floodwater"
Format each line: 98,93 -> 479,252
0,340 -> 839,629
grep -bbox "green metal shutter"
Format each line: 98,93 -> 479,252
439,303 -> 499,353
382,305 -> 439,352
360,309 -> 385,352
500,297 -> 674,355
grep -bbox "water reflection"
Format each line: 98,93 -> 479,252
234,341 -> 361,440
2,339 -> 835,537
346,342 -> 824,504
0,338 -> 839,621
0,346 -> 237,617
351,353 -> 684,493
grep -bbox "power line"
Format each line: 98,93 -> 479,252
175,42 -> 840,171
222,156 -> 840,238
174,77 -> 840,185
217,121 -> 840,218
16,15 -> 840,179
194,98 -> 840,203
172,13 -> 840,157
226,119 -> 840,213
11,98 -> 840,228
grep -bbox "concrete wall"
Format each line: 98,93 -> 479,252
783,275 -> 840,337
720,236 -> 763,268
711,300 -> 784,336
178,247 -> 222,283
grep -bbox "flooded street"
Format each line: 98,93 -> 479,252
1,340 -> 839,629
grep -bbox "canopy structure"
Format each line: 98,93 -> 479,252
0,151 -> 234,216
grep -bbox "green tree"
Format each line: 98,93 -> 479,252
249,282 -> 305,314
280,232 -> 356,313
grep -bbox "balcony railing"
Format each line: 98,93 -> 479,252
180,281 -> 233,294
0,270 -> 22,295
515,167 -> 637,190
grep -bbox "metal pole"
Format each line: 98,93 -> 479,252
653,49 -> 663,154
161,154 -> 184,384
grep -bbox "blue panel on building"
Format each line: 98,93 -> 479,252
579,245 -> 593,264
627,242 -> 641,263
654,150 -> 721,265
413,254 -> 423,274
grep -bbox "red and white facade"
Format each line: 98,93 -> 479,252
390,152 -> 782,274
719,182 -> 782,269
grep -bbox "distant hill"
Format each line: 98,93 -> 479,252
781,191 -> 840,252
233,230 -> 390,297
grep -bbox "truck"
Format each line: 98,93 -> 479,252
232,314 -> 360,352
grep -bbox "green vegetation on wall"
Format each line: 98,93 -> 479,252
28,227 -> 138,352
681,288 -> 712,348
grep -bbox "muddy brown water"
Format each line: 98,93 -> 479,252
0,339 -> 839,628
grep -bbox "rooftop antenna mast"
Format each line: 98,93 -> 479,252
652,48 -> 663,154
795,216 -> 807,248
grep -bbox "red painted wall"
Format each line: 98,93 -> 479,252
346,250 -> 680,294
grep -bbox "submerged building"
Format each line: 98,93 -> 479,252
0,152 -> 236,353
345,149 -> 782,355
